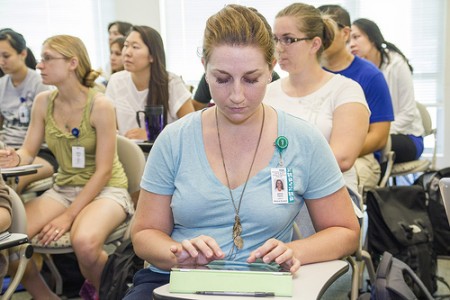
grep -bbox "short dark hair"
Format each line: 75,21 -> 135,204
108,21 -> 133,36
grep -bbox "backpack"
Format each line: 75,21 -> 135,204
99,238 -> 144,300
415,167 -> 450,256
369,251 -> 434,300
365,186 -> 438,297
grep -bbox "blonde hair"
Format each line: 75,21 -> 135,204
276,3 -> 335,57
202,4 -> 274,70
43,35 -> 101,87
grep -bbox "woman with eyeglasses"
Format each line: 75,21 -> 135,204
264,3 -> 370,236
0,34 -> 134,299
350,18 -> 424,164
0,28 -> 57,194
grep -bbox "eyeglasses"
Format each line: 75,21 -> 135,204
37,56 -> 67,64
273,36 -> 312,46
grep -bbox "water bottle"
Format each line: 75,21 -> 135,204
18,96 -> 30,126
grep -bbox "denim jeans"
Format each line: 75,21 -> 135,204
123,268 -> 170,300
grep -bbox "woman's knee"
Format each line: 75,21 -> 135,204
71,231 -> 103,263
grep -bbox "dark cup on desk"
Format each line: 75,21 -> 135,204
136,105 -> 164,142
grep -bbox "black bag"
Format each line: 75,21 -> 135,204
415,167 -> 450,256
99,238 -> 144,300
365,186 -> 437,297
371,251 -> 434,300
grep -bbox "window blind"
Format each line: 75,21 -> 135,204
0,0 -> 113,71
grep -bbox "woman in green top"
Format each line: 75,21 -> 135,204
0,35 -> 134,299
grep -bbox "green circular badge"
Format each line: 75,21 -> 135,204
275,136 -> 288,150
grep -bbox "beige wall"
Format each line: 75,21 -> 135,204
114,0 -> 161,32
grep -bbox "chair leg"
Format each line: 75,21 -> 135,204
2,244 -> 33,300
42,253 -> 63,296
361,250 -> 376,285
346,256 -> 360,300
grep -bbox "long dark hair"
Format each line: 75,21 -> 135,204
130,25 -> 169,126
352,18 -> 413,73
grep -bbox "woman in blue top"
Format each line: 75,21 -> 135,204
124,4 -> 360,298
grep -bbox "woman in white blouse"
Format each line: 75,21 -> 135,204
350,18 -> 424,163
264,3 -> 370,211
106,25 -> 194,140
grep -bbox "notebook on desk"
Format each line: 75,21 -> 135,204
439,177 -> 450,226
169,260 -> 293,297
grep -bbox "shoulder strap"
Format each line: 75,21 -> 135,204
375,252 -> 434,300
46,90 -> 59,116
375,251 -> 394,300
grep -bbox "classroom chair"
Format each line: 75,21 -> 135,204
379,102 -> 437,187
0,187 -> 33,300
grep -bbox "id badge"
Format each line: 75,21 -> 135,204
271,168 -> 294,204
72,146 -> 85,168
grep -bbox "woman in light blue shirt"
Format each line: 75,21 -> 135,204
124,4 -> 360,298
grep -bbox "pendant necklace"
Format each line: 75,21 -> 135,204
215,104 -> 265,259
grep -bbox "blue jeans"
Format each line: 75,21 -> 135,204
123,268 -> 170,300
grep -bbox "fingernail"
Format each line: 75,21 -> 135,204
263,256 -> 270,263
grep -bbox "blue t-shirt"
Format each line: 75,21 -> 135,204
324,56 -> 394,125
324,56 -> 394,161
141,109 -> 345,266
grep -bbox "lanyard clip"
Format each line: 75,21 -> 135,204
274,136 -> 288,167
71,128 -> 80,138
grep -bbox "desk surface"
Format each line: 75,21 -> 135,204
0,233 -> 28,250
1,164 -> 42,177
153,260 -> 349,300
